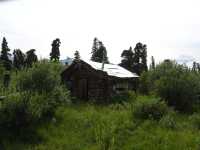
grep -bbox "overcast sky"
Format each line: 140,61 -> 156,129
0,0 -> 200,64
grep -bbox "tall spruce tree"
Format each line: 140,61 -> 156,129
74,50 -> 80,61
0,37 -> 12,71
192,62 -> 197,72
90,38 -> 109,63
150,56 -> 155,70
25,49 -> 38,67
192,61 -> 200,72
13,49 -> 25,70
120,42 -> 148,75
119,47 -> 134,72
91,37 -> 99,61
133,42 -> 148,75
50,38 -> 61,62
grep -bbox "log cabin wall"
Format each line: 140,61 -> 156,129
61,60 -> 138,101
61,60 -> 110,101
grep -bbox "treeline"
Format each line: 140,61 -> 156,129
90,37 -> 148,75
0,36 -> 149,88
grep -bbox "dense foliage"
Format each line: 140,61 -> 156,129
139,60 -> 200,112
3,96 -> 200,150
132,97 -> 168,121
1,36 -> 200,149
0,61 -> 70,138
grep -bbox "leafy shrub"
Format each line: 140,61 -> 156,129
110,91 -> 137,104
16,61 -> 63,93
189,113 -> 200,129
139,60 -> 200,112
0,89 -> 69,130
132,97 -> 168,121
139,71 -> 154,94
0,93 -> 30,129
0,61 -> 70,132
155,67 -> 200,112
159,111 -> 177,129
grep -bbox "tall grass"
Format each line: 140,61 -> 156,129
3,97 -> 200,150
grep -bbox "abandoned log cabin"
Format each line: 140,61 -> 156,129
61,59 -> 139,100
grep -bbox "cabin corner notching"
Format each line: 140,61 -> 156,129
61,60 -> 139,100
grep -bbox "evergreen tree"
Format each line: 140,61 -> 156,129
192,61 -> 200,72
91,37 -> 99,61
192,62 -> 197,72
120,42 -> 148,75
13,49 -> 25,70
90,38 -> 109,63
97,41 -> 109,63
133,42 -> 148,75
0,37 -> 12,71
119,47 -> 134,72
74,50 -> 80,61
197,63 -> 200,72
150,56 -> 155,70
25,49 -> 38,67
50,38 -> 61,62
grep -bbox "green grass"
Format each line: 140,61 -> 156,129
3,97 -> 200,150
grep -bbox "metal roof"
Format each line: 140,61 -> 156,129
84,60 -> 139,78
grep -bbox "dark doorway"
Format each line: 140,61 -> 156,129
78,79 -> 88,100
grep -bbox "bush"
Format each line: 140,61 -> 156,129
132,97 -> 168,121
16,61 -> 63,93
0,61 -> 70,132
189,113 -> 200,130
139,60 -> 200,112
155,66 -> 200,112
0,89 -> 70,130
159,111 -> 177,129
110,91 -> 137,104
0,93 -> 30,129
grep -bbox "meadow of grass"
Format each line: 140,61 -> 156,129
3,96 -> 200,150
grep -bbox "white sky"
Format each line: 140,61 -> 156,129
0,0 -> 200,65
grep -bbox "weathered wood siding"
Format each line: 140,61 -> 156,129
61,60 -> 137,101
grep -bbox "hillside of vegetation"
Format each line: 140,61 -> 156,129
0,37 -> 200,149
3,97 -> 200,150
0,60 -> 200,150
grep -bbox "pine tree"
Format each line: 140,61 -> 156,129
25,49 -> 38,67
193,61 -> 200,72
90,38 -> 109,63
0,37 -> 12,71
150,56 -> 155,70
133,42 -> 148,75
91,37 -> 99,61
97,41 -> 109,63
74,50 -> 80,61
197,63 -> 200,72
141,44 -> 148,71
120,43 -> 147,75
119,47 -> 134,72
13,49 -> 25,70
50,38 -> 61,62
